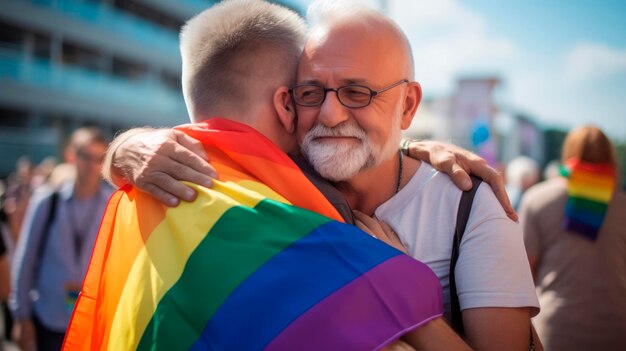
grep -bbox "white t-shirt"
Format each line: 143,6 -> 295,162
376,162 -> 539,318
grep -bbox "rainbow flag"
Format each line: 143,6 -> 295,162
561,158 -> 617,240
63,118 -> 443,351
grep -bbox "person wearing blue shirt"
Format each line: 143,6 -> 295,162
10,127 -> 113,351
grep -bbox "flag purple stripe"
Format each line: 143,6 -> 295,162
563,217 -> 600,240
265,254 -> 443,351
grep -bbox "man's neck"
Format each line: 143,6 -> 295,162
336,152 -> 420,215
74,179 -> 100,201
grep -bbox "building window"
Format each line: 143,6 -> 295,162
0,108 -> 29,128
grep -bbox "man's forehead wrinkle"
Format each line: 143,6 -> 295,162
299,58 -> 375,85
300,43 -> 370,73
297,76 -> 370,86
303,35 -> 379,68
297,20 -> 409,86
312,18 -> 411,77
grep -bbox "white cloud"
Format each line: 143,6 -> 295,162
508,53 -> 626,140
387,0 -> 515,94
385,1 -> 625,139
564,43 -> 626,83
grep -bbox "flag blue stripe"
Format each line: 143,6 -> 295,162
190,220 -> 401,350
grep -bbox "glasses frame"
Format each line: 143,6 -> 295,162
289,79 -> 409,108
76,149 -> 105,164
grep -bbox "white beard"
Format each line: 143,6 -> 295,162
301,119 -> 402,181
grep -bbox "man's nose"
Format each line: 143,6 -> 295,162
317,90 -> 350,128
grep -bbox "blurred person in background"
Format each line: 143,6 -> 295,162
30,157 -> 59,190
47,163 -> 77,189
519,125 -> 626,350
1,183 -> 14,346
9,127 -> 113,351
542,160 -> 561,181
505,155 -> 540,211
0,247 -> 9,349
1,157 -> 60,347
0,180 -> 14,271
3,157 -> 35,246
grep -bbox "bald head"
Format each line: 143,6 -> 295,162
305,1 -> 414,80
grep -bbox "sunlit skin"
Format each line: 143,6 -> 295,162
295,19 -> 422,215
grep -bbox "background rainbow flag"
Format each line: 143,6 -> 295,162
63,118 -> 443,350
562,158 -> 617,240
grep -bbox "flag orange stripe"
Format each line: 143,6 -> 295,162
169,147 -> 339,221
95,190 -> 166,350
232,153 -> 342,221
192,136 -> 342,221
64,190 -> 124,350
177,120 -> 298,169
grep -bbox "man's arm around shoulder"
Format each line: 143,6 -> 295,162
463,307 -> 542,351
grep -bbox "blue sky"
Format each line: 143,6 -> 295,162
300,0 -> 626,140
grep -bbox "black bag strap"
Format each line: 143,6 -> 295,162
449,175 -> 482,335
35,191 -> 58,280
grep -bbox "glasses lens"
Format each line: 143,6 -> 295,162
293,85 -> 324,106
338,85 -> 372,108
77,150 -> 104,164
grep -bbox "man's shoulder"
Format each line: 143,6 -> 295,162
30,183 -> 58,203
412,162 -> 458,190
520,178 -> 566,211
410,162 -> 466,200
100,182 -> 115,197
525,178 -> 565,199
403,163 -> 506,218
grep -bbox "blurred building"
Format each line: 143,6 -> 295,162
0,0 -> 304,178
405,77 -> 545,168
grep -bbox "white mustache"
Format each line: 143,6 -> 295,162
304,122 -> 367,141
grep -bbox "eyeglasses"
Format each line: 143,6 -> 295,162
76,150 -> 105,164
289,79 -> 409,109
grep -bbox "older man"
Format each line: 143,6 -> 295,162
292,2 -> 540,350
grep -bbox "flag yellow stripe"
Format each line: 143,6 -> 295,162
107,181 -> 269,350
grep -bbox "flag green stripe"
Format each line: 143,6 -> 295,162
567,196 -> 609,213
137,199 -> 330,351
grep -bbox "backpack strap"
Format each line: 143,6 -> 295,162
449,175 -> 482,335
35,191 -> 58,281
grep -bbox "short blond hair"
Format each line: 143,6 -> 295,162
180,0 -> 307,122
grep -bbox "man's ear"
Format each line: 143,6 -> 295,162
64,146 -> 77,164
273,86 -> 297,134
401,81 -> 422,130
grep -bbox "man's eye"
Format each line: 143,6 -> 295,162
298,87 -> 323,101
342,87 -> 371,101
346,89 -> 369,96
301,90 -> 319,97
